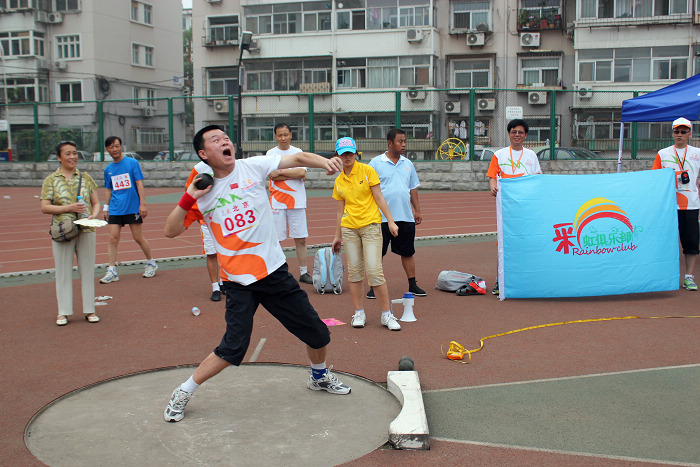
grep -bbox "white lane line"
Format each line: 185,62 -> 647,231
248,338 -> 266,363
424,363 -> 700,393
430,438 -> 700,467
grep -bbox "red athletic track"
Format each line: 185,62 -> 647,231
2,186 -> 698,467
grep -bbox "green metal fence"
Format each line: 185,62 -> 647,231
1,88 -> 694,163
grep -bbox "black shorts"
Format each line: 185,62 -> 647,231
381,221 -> 416,257
214,263 -> 331,366
677,209 -> 699,255
107,213 -> 143,226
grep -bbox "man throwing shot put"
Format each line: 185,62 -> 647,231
163,125 -> 350,423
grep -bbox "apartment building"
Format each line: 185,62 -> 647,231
191,0 -> 699,158
0,0 -> 185,158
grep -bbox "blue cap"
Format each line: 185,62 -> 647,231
335,137 -> 357,155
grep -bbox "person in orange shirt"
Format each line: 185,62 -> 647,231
163,125 -> 350,423
652,117 -> 700,290
266,123 -> 313,284
486,119 -> 542,295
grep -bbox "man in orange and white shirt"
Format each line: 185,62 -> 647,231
486,119 -> 542,295
652,117 -> 700,291
266,123 -> 312,284
163,125 -> 350,423
185,161 -> 224,301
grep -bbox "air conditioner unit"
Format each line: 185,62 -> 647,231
35,11 -> 49,22
142,107 -> 154,117
477,98 -> 495,111
204,0 -> 221,3
47,12 -> 63,23
406,151 -> 418,160
466,32 -> 484,47
213,99 -> 228,113
519,32 -> 540,47
577,87 -> 593,99
407,28 -> 423,42
54,60 -> 67,70
444,101 -> 461,114
406,90 -> 426,101
528,91 -> 547,105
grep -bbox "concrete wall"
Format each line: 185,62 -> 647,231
1,159 -> 655,190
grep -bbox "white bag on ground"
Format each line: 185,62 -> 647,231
312,247 -> 344,294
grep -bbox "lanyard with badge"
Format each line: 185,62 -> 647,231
509,147 -> 525,175
673,147 -> 691,188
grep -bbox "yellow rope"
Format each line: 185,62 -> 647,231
441,315 -> 700,364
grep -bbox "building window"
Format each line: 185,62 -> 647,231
208,68 -> 239,95
337,7 -> 366,30
143,4 -> 152,24
0,31 -> 33,57
55,35 -> 81,60
337,58 -> 366,88
367,57 -> 398,88
523,117 -> 558,144
0,77 -> 47,103
244,59 -> 330,91
578,47 -> 687,82
0,0 -> 30,10
451,1 -> 490,32
58,81 -> 82,103
367,6 -> 398,30
399,56 -> 430,87
130,1 -> 154,25
56,0 -> 80,11
131,43 -> 154,67
131,127 -> 168,150
133,87 -> 156,108
303,3 -> 331,32
399,6 -> 430,27
520,0 -> 561,20
520,56 -> 560,86
246,62 -> 273,90
207,15 -> 239,43
451,59 -> 491,88
578,0 -> 689,18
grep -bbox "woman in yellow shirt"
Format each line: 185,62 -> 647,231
331,137 -> 401,331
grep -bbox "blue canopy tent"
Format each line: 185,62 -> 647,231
616,74 -> 700,171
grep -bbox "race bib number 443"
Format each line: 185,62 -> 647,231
111,173 -> 132,191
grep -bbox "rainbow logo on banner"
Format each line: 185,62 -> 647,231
497,170 -> 679,299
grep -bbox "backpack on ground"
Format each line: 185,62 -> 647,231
436,270 -> 485,293
312,247 -> 344,294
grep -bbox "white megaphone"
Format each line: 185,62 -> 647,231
391,292 -> 416,322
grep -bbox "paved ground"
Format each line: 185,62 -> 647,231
2,187 -> 699,466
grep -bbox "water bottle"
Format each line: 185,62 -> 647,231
191,307 -> 200,316
77,195 -> 88,218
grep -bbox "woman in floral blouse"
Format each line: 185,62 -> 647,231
40,141 -> 101,326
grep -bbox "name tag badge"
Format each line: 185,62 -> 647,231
111,173 -> 132,191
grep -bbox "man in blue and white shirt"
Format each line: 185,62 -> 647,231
367,128 -> 426,298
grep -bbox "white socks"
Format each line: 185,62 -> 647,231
180,375 -> 199,393
300,266 -> 308,275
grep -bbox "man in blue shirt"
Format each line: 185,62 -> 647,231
367,128 -> 426,298
100,136 -> 157,283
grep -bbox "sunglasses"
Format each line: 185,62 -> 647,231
673,129 -> 690,135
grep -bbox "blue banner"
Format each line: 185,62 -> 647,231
497,170 -> 679,299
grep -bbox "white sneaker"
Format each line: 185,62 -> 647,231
143,263 -> 158,278
351,310 -> 365,328
164,387 -> 193,422
381,313 -> 401,331
99,270 -> 119,284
